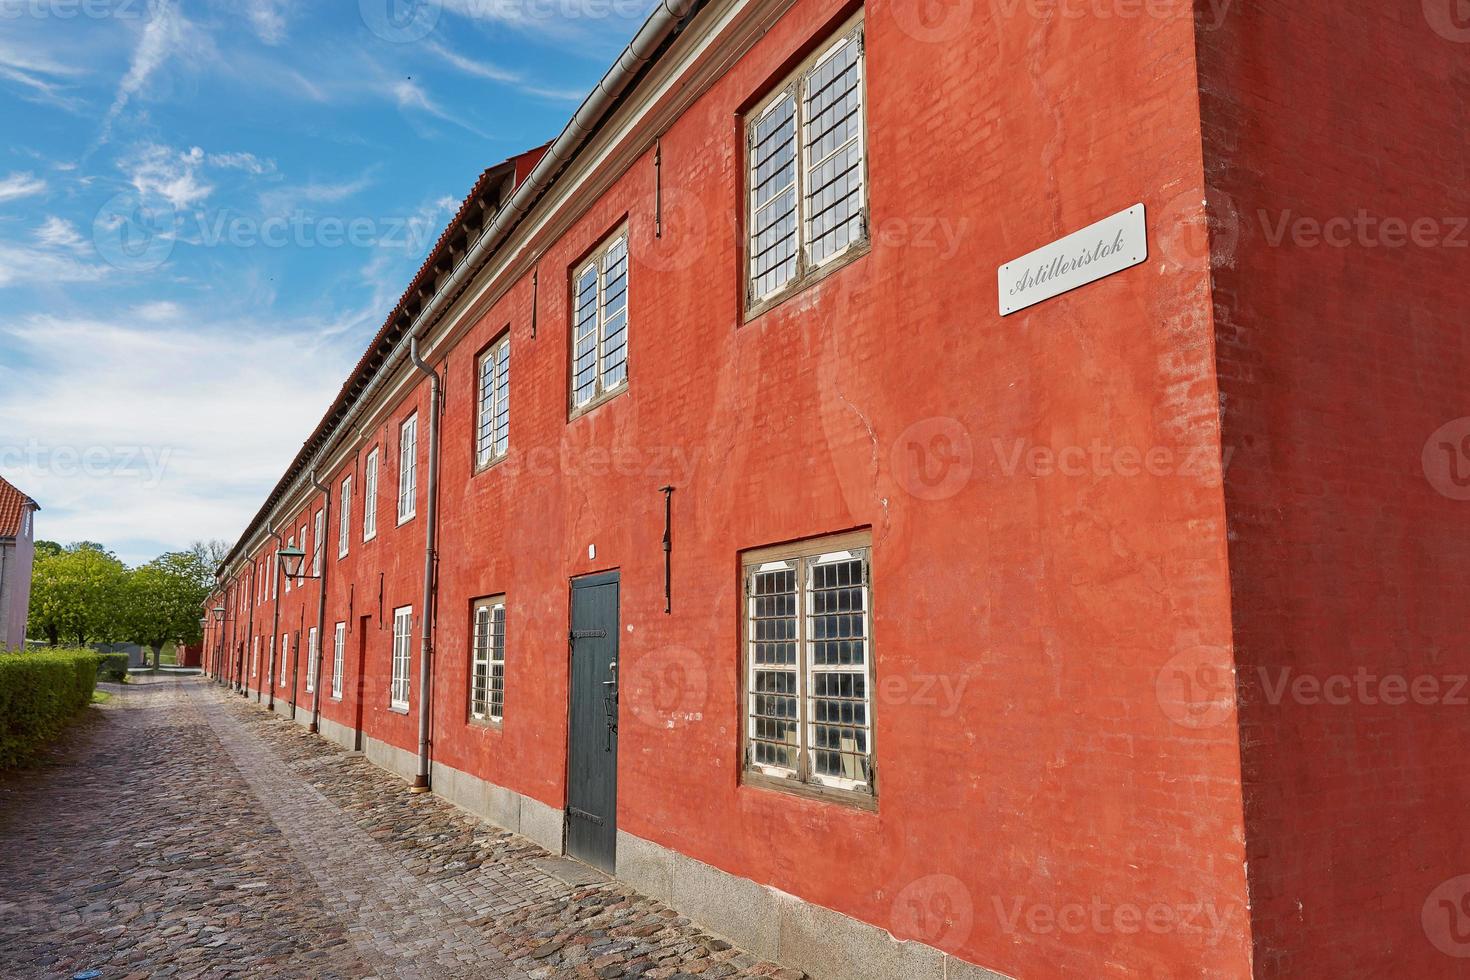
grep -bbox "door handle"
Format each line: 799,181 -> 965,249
603,660 -> 618,750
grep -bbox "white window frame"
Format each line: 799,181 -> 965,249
332,622 -> 346,699
312,511 -> 324,577
280,632 -> 289,686
476,335 -> 511,469
398,416 -> 418,524
305,626 -> 319,694
744,14 -> 868,316
338,476 -> 352,558
298,523 -> 308,585
391,605 -> 412,710
363,448 -> 379,541
284,536 -> 293,593
266,636 -> 274,682
568,227 -> 629,417
251,636 -> 258,677
742,530 -> 875,806
469,596 -> 506,723
271,552 -> 277,599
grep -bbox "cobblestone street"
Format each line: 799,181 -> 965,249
0,676 -> 803,980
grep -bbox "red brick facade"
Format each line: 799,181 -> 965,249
199,2 -> 1467,976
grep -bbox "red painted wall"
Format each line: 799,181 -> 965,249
220,0 -> 1261,975
1198,1 -> 1470,976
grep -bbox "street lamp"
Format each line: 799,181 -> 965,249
211,606 -> 226,622
275,544 -> 321,580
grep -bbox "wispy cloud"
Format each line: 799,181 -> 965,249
427,39 -> 583,102
208,151 -> 278,176
121,144 -> 214,210
0,39 -> 88,109
34,216 -> 84,248
257,172 -> 375,214
244,0 -> 290,45
100,0 -> 201,143
0,172 -> 48,203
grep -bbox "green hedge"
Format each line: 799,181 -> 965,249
97,653 -> 130,684
0,650 -> 102,769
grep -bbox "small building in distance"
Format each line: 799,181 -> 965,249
0,476 -> 40,651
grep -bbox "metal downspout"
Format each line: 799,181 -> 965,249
309,470 -> 331,734
408,336 -> 440,793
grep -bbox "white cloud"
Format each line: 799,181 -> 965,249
0,172 -> 48,203
427,39 -> 583,102
0,39 -> 88,109
122,144 -> 214,210
426,40 -> 520,83
207,151 -> 278,176
244,0 -> 290,45
0,241 -> 109,288
0,312 -> 360,565
34,216 -> 84,248
100,0 -> 204,142
257,172 -> 375,215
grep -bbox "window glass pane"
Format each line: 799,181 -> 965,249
802,36 -> 864,267
476,352 -> 496,464
749,564 -> 799,772
806,553 -> 870,784
572,265 -> 599,407
600,238 -> 628,391
471,607 -> 490,719
749,92 -> 798,300
489,604 -> 506,721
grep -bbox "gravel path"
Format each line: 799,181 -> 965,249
0,675 -> 802,980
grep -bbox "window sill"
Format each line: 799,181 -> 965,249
473,453 -> 510,477
468,716 -> 503,730
388,704 -> 410,715
396,513 -> 416,527
568,380 -> 628,422
741,769 -> 877,812
743,240 -> 870,324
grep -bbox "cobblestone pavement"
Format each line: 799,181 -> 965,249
0,676 -> 804,980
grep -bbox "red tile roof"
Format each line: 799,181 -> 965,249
0,475 -> 37,538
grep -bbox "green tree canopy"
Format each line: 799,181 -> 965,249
125,551 -> 212,664
26,543 -> 129,647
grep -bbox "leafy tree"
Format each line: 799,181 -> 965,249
186,539 -> 231,584
125,552 -> 211,667
26,543 -> 129,647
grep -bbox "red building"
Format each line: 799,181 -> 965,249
204,1 -> 1470,976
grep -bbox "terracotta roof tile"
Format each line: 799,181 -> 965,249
0,475 -> 37,538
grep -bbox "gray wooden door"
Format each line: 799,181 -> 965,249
567,571 -> 620,871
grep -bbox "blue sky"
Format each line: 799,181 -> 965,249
0,0 -> 651,566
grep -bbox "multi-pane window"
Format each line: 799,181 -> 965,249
745,16 -> 867,310
332,622 -> 345,699
251,636 -> 258,676
284,536 -> 293,593
338,476 -> 352,558
363,449 -> 379,541
398,416 -> 418,523
306,627 -> 319,693
470,597 -> 506,723
476,336 -> 510,468
570,230 -> 629,413
280,632 -> 289,686
743,532 -> 874,801
266,636 -> 274,682
271,552 -> 277,598
312,511 -> 324,577
391,605 -> 412,709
